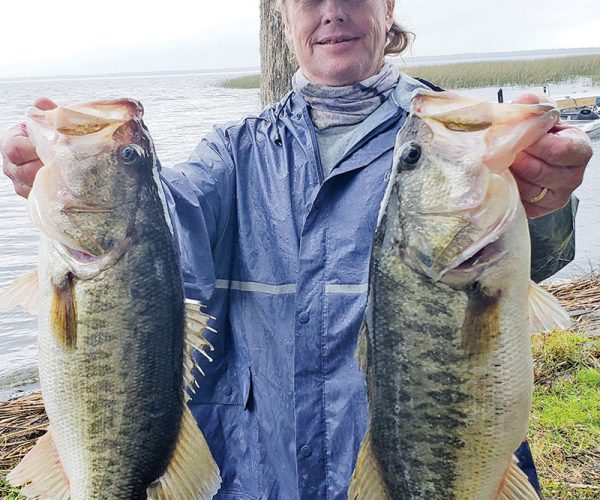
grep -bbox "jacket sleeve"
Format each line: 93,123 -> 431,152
528,196 -> 578,283
159,126 -> 235,302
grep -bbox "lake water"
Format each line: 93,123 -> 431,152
0,72 -> 598,396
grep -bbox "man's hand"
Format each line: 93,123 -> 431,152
1,98 -> 57,198
510,93 -> 592,218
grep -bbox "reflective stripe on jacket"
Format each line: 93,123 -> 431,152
161,73 -> 574,499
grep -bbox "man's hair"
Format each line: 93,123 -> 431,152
275,0 -> 413,56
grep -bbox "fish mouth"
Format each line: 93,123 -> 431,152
52,232 -> 138,280
62,244 -> 98,263
418,171 -> 520,284
434,205 -> 514,285
442,240 -> 508,285
445,206 -> 513,273
25,99 -> 144,167
61,200 -> 137,214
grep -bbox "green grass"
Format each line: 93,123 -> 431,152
219,54 -> 600,90
1,467 -> 24,499
529,330 -> 600,498
220,74 -> 260,89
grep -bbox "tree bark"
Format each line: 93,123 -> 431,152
259,0 -> 297,107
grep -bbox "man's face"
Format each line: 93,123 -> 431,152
282,0 -> 395,86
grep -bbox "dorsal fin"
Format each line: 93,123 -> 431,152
182,299 -> 216,396
147,299 -> 221,498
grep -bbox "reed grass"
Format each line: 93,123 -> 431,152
1,275 -> 599,498
220,74 -> 260,89
220,55 -> 600,90
403,55 -> 600,89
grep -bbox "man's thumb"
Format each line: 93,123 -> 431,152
33,97 -> 58,110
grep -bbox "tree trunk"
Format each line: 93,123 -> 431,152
259,0 -> 297,107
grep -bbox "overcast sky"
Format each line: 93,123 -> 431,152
0,0 -> 598,78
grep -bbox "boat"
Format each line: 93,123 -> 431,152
496,89 -> 600,138
559,106 -> 600,137
554,95 -> 600,138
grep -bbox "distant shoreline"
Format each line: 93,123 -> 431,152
0,67 -> 260,85
1,47 -> 598,83
221,54 -> 600,90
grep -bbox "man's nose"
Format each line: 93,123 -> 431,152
321,0 -> 347,24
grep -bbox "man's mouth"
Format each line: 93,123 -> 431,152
316,36 -> 359,45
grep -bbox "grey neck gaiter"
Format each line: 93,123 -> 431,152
292,62 -> 400,129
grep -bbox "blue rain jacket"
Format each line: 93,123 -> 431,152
161,73 -> 574,499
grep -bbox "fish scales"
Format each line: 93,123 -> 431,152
350,89 -> 563,499
2,99 -> 221,499
39,217 -> 184,498
365,197 -> 533,499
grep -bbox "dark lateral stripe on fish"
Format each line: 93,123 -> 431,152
368,265 -> 468,497
51,273 -> 77,349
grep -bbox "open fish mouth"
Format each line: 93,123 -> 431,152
61,199 -> 137,214
436,210 -> 514,284
442,240 -> 508,285
25,99 -> 144,166
52,233 -> 138,280
421,171 -> 520,284
62,244 -> 98,263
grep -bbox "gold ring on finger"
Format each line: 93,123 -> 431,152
528,186 -> 549,204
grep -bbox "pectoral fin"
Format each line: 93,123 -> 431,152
348,428 -> 391,500
146,405 -> 221,500
495,455 -> 539,499
7,428 -> 70,499
0,269 -> 39,313
51,273 -> 77,349
462,283 -> 501,355
528,281 -> 571,333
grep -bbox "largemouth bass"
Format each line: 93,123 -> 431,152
1,100 -> 221,499
349,90 -> 570,499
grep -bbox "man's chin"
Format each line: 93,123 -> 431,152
308,62 -> 373,86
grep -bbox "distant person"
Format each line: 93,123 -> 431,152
0,0 -> 592,498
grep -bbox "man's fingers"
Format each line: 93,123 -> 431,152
0,97 -> 56,200
13,179 -> 32,199
523,126 -> 592,168
516,177 -> 570,209
511,150 -> 585,191
33,97 -> 58,111
2,158 -> 44,188
512,93 -> 544,105
2,134 -> 40,167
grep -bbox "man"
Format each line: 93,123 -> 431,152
1,0 -> 592,498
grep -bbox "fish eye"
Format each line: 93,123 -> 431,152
120,145 -> 144,166
399,142 -> 422,171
